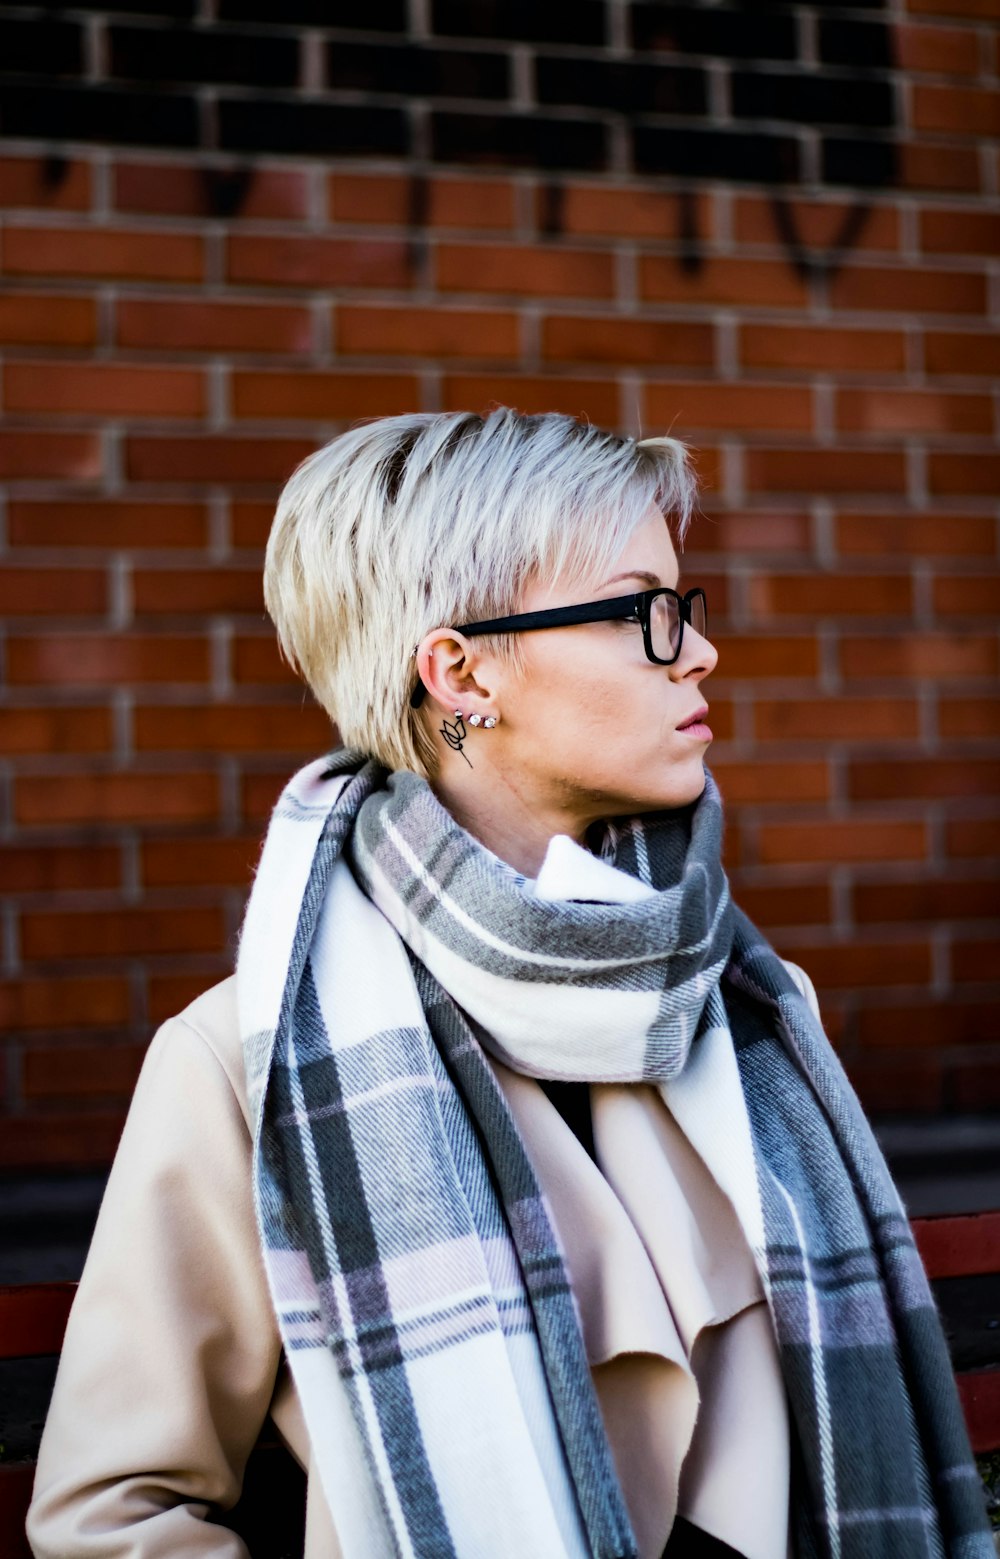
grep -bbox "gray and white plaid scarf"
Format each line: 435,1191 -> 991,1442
238,749 -> 991,1559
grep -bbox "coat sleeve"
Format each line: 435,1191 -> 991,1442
26,1007 -> 284,1559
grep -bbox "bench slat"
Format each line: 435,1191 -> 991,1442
0,1284 -> 76,1361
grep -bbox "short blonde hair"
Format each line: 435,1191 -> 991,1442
264,408 -> 697,777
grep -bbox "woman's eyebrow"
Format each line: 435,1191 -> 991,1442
598,569 -> 662,589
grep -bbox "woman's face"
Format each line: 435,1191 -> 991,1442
494,507 -> 718,829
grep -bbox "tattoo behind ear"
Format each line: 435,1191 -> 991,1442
440,711 -> 472,768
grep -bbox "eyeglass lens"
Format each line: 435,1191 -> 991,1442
649,592 -> 707,661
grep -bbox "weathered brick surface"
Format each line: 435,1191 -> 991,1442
1,0 -> 997,1164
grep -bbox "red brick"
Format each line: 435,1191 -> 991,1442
330,172 -> 516,230
0,976 -> 129,1031
0,1114 -> 128,1169
740,323 -> 906,373
543,183 -> 713,241
241,768 -> 291,822
0,294 -> 97,346
688,510 -> 812,555
929,452 -> 1000,494
0,566 -> 106,616
908,0 -> 999,22
232,370 -> 419,421
15,771 -> 219,827
914,84 -> 1000,134
952,1064 -> 1000,1112
227,235 -> 411,289
925,332 -> 1000,376
855,876 -> 1000,924
779,940 -> 933,988
336,304 -> 520,360
731,882 -> 831,926
8,500 -> 207,550
4,361 -> 205,420
952,938 -> 1000,980
711,759 -> 829,803
231,501 -> 273,549
711,634 -> 819,678
836,388 -> 993,435
830,264 -> 987,315
0,156 -> 91,211
0,843 -> 120,892
132,568 -> 263,615
758,818 -> 927,865
117,298 -> 314,355
841,632 -> 997,679
435,243 -> 614,299
835,510 -> 995,556
896,22 -> 982,73
541,315 -> 713,367
749,573 -> 912,617
233,635 -> 300,686
148,971 -> 221,1023
934,576 -> 1000,615
7,634 -> 210,687
134,703 -> 330,753
849,756 -> 1000,800
755,695 -> 920,741
946,817 -> 1000,855
850,1059 -> 942,1114
21,905 -> 225,959
440,374 -> 620,425
114,161 -> 309,220
734,197 -> 899,252
3,224 -> 204,282
0,431 -> 101,481
857,1001 -> 997,1048
0,707 -> 113,755
920,208 -> 1000,255
746,449 -> 906,495
23,1043 -> 145,1102
939,697 -> 1000,736
141,835 -> 262,887
898,142 -> 981,193
125,435 -> 313,485
650,382 -> 814,434
640,256 -> 808,308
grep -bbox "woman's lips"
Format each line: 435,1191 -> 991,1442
676,705 -> 712,740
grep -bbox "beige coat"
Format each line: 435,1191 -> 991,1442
28,963 -> 819,1559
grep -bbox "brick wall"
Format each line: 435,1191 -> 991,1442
1,0 -> 998,1168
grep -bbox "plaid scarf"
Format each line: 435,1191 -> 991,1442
238,750 -> 991,1559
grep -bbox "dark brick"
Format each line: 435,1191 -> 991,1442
327,43 -> 509,100
432,112 -> 607,171
432,0 -> 606,47
823,137 -> 898,187
219,99 -> 408,157
633,124 -> 800,183
819,18 -> 894,69
0,85 -> 198,149
109,24 -> 299,87
0,19 -> 84,76
57,0 -> 194,14
219,0 -> 406,24
631,4 -> 797,62
731,71 -> 895,130
535,56 -> 706,116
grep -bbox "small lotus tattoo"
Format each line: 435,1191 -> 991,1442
440,712 -> 472,767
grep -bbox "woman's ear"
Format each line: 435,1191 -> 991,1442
415,629 -> 499,722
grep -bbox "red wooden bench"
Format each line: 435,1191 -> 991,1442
2,1212 -> 999,1557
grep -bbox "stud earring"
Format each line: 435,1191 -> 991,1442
455,711 -> 500,728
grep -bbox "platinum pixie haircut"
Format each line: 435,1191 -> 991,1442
264,408 -> 697,777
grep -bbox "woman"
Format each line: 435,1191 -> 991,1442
28,409 -> 990,1559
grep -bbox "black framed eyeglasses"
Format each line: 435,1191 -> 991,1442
409,586 -> 708,708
